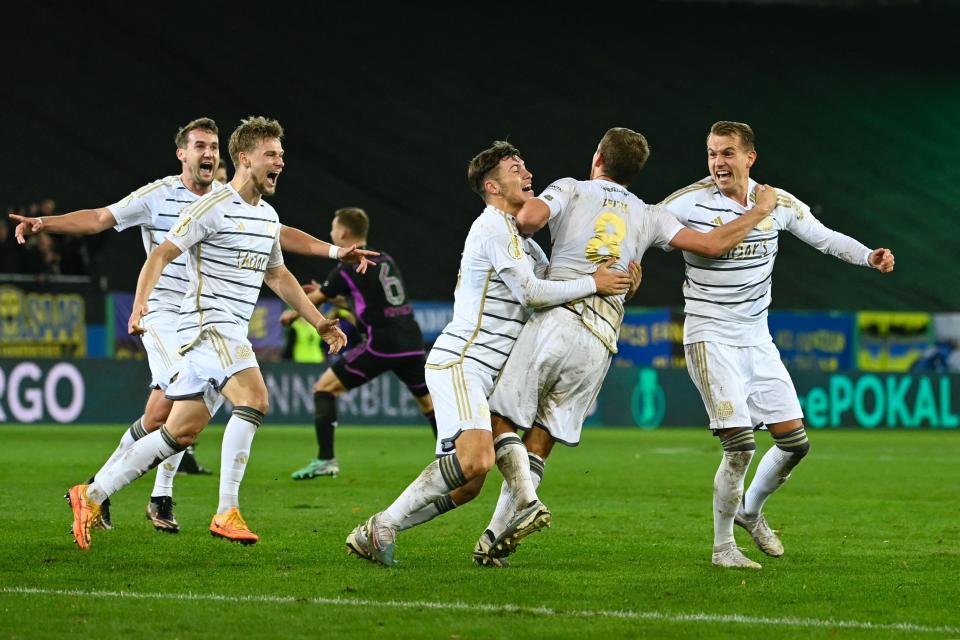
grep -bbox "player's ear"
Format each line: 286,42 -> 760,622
176,147 -> 186,163
746,150 -> 757,169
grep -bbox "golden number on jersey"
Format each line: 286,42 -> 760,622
585,211 -> 626,263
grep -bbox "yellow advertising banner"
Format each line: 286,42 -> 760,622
0,286 -> 86,358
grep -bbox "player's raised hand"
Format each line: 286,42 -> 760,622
752,183 -> 778,214
314,317 -> 347,353
869,247 -> 895,273
128,302 -> 149,336
8,213 -> 44,244
338,244 -> 379,274
593,259 -> 632,296
627,260 -> 643,300
279,309 -> 300,326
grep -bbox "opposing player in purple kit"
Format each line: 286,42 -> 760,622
474,127 -> 780,566
660,121 -> 894,569
12,118 -> 373,535
282,207 -> 438,480
64,116 -> 352,550
346,141 -> 633,566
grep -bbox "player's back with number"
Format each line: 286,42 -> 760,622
540,177 -> 673,352
320,251 -> 423,350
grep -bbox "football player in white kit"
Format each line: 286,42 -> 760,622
475,127 -> 780,566
13,118 -> 373,534
346,141 -> 633,566
65,117 -> 350,550
660,121 -> 895,569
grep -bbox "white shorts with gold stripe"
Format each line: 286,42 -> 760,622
165,325 -> 256,417
489,307 -> 612,447
425,360 -> 496,455
140,311 -> 182,390
684,340 -> 803,430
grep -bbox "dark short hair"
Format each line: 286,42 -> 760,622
597,128 -> 649,185
175,117 -> 218,149
228,116 -> 284,167
467,141 -> 521,199
708,121 -> 755,151
334,207 -> 369,239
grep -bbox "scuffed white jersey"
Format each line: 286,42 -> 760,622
427,205 -> 592,377
661,177 -> 872,346
109,176 -> 224,317
165,184 -> 283,347
537,178 -> 684,352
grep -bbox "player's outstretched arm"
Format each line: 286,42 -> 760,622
265,264 -> 347,353
279,225 -> 378,273
9,207 -> 117,244
669,184 -> 777,257
499,258 -> 630,309
129,240 -> 182,336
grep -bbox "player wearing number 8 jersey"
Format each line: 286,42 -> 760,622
282,207 -> 438,481
346,141 -> 634,566
476,127 -> 778,565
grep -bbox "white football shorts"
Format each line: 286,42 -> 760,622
165,325 -> 255,417
489,306 -> 612,447
684,340 -> 804,430
140,310 -> 182,390
425,360 -> 496,455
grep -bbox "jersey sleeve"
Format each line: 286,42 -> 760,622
645,204 -> 686,249
267,231 -> 284,269
782,196 -> 871,266
537,177 -> 578,221
108,182 -> 158,231
320,264 -> 348,298
165,207 -> 221,252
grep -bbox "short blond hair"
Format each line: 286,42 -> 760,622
228,116 -> 284,167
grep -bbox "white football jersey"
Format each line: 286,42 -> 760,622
427,205 -> 591,377
661,177 -> 871,346
537,177 -> 684,352
109,176 -> 224,318
165,183 -> 283,347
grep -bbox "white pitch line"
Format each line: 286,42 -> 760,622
2,586 -> 957,635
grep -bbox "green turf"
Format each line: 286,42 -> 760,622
0,426 -> 957,639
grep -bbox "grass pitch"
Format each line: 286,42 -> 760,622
0,425 -> 957,639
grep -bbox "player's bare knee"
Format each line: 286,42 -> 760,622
456,450 -> 494,480
239,392 -> 269,415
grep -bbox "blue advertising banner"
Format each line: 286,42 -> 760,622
615,308 -> 684,369
768,310 -> 855,372
109,292 -> 286,361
